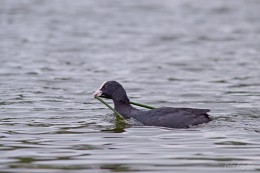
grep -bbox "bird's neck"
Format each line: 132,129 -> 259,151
111,94 -> 130,109
113,100 -> 137,119
114,100 -> 132,110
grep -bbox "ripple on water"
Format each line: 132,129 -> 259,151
1,0 -> 260,173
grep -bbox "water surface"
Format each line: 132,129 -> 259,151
0,0 -> 260,172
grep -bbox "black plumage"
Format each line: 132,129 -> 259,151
94,81 -> 212,128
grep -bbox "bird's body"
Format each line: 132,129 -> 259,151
94,81 -> 212,128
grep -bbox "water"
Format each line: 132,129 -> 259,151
0,0 -> 260,172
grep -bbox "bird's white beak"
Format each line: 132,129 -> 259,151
93,90 -> 103,97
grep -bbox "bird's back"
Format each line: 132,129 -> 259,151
131,107 -> 211,128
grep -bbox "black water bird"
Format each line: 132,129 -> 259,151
94,81 -> 212,128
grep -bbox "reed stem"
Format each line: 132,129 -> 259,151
97,96 -> 156,110
129,101 -> 155,109
95,96 -> 125,121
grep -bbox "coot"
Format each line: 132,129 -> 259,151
94,81 -> 212,128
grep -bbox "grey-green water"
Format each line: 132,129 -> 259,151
0,0 -> 260,172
